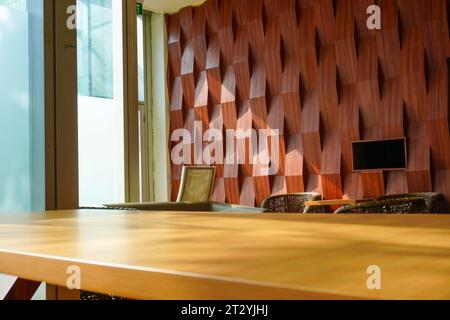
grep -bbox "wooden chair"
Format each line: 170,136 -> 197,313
177,166 -> 216,203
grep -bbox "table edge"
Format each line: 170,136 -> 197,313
0,248 -> 367,300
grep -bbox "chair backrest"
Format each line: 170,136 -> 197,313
261,193 -> 323,213
376,192 -> 449,213
177,166 -> 216,203
335,197 -> 428,214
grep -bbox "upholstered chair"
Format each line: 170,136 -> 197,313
375,192 -> 449,214
261,193 -> 332,214
334,197 -> 428,214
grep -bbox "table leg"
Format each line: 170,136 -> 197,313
4,278 -> 41,300
46,285 -> 80,300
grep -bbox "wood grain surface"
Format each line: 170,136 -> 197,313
1,210 -> 450,299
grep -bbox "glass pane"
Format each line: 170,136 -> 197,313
0,1 -> 45,213
0,0 -> 45,300
137,14 -> 145,201
77,0 -> 113,98
137,14 -> 144,102
0,0 -> 27,11
77,0 -> 125,206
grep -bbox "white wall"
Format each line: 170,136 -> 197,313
151,13 -> 171,202
143,0 -> 206,13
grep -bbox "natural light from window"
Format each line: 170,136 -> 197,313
77,0 -> 125,207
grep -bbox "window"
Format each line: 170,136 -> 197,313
137,12 -> 145,201
0,0 -> 27,11
0,0 -> 45,300
77,0 -> 114,98
77,0 -> 125,206
137,14 -> 145,103
0,0 -> 45,213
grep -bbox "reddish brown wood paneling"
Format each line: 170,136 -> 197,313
167,0 -> 450,206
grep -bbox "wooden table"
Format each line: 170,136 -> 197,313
305,199 -> 373,207
1,210 -> 450,300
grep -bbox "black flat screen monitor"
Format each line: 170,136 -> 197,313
352,138 -> 407,171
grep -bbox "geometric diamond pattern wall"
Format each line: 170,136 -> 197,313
166,0 -> 450,206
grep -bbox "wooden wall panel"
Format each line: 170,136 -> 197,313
167,0 -> 450,206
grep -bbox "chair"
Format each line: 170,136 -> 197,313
334,197 -> 428,214
103,167 -> 271,213
177,166 -> 216,203
104,202 -> 270,213
81,292 -> 126,300
375,192 -> 449,214
261,193 -> 332,214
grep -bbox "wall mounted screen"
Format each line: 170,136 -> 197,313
352,139 -> 407,171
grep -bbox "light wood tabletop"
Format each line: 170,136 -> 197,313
0,210 -> 450,300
